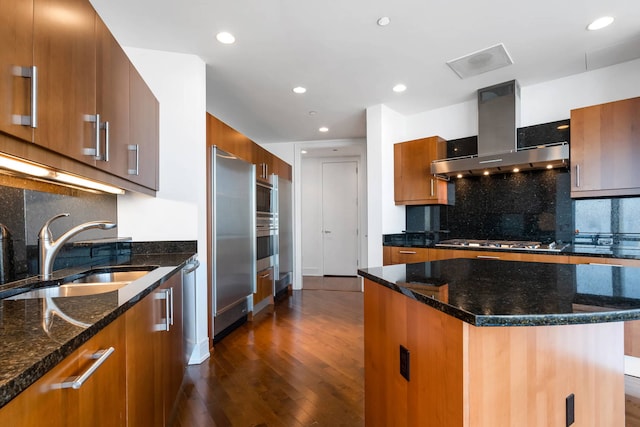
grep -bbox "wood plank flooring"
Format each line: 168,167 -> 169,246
173,289 -> 364,426
172,284 -> 640,426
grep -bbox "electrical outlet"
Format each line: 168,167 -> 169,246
566,393 -> 575,426
399,345 -> 410,381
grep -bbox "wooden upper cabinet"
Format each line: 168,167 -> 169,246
128,64 -> 159,190
95,17 -> 130,177
207,113 -> 292,181
394,136 -> 450,205
33,0 -> 98,165
570,96 -> 640,198
0,0 -> 34,142
207,114 -> 253,162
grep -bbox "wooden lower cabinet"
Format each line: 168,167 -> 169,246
254,267 -> 274,304
364,279 -> 625,426
126,271 -> 184,427
383,246 -> 430,265
0,317 -> 126,427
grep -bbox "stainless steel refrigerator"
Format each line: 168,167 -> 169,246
211,147 -> 255,341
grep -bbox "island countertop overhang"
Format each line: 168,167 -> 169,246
358,258 -> 640,327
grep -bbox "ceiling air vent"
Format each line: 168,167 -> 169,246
446,43 -> 514,79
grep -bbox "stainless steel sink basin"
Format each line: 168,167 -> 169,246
8,266 -> 158,299
70,270 -> 150,284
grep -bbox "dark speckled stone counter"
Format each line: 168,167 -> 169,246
0,241 -> 196,409
358,258 -> 640,326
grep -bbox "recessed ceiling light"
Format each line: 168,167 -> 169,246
483,171 -> 490,176
456,174 -> 463,179
216,32 -> 235,44
319,127 -> 329,132
308,111 -> 317,116
377,16 -> 390,26
513,168 -> 520,173
301,150 -> 308,154
293,86 -> 307,94
393,84 -> 407,93
587,16 -> 614,31
546,164 -> 554,169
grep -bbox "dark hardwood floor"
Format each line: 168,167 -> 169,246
173,288 -> 364,426
172,284 -> 640,426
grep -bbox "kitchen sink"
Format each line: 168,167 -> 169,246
8,266 -> 158,299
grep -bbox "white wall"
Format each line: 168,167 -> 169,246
365,105 -> 407,267
117,48 -> 210,364
366,58 -> 640,267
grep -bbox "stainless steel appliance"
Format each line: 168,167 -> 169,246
437,238 -> 568,252
276,177 -> 293,297
182,257 -> 200,364
211,147 -> 256,341
256,176 -> 277,295
431,80 -> 569,176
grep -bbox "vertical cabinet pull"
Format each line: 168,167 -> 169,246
12,65 -> 37,128
168,287 -> 174,326
164,288 -> 171,331
575,164 -> 580,188
100,121 -> 110,162
58,347 -> 115,390
430,178 -> 435,197
128,144 -> 140,175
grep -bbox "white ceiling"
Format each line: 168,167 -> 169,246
90,0 -> 640,144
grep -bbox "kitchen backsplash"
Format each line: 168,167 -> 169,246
405,168 -> 640,247
439,168 -> 572,243
0,183 -> 117,282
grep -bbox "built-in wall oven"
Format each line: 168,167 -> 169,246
256,180 -> 278,274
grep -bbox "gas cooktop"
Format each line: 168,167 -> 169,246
436,239 -> 568,252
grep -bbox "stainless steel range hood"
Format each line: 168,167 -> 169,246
431,80 -> 569,176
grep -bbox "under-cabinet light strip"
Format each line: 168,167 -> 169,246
0,153 -> 125,195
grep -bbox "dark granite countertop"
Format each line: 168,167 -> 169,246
382,240 -> 640,261
358,258 -> 640,327
0,245 -> 196,410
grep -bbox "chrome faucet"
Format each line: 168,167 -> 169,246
38,213 -> 117,280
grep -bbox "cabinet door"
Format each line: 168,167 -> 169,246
0,319 -> 125,427
571,97 -> 640,197
128,65 -> 159,190
33,0 -> 98,165
67,319 -> 126,426
95,17 -> 130,177
394,136 -> 449,205
254,266 -> 274,303
0,0 -> 34,142
160,273 -> 185,425
126,284 -> 163,426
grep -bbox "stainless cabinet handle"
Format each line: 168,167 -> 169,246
398,250 -> 417,254
476,255 -> 500,260
94,113 -> 101,159
430,178 -> 434,197
101,121 -> 110,162
183,260 -> 200,274
259,272 -> 270,279
128,144 -> 140,175
12,65 -> 37,127
168,287 -> 174,326
59,347 -> 115,390
164,288 -> 171,331
575,164 -> 580,188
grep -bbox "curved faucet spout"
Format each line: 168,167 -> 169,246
38,213 -> 117,280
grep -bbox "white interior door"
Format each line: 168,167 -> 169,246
322,161 -> 358,276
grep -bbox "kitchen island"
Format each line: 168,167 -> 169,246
359,259 -> 640,426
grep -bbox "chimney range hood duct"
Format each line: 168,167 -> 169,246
431,80 -> 569,176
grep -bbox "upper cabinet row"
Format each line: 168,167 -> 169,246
0,0 -> 158,191
207,113 -> 292,181
570,96 -> 640,199
393,96 -> 640,204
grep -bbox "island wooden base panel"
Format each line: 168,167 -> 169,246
364,279 -> 625,427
